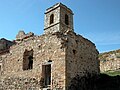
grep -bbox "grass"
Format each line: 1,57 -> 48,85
102,70 -> 120,76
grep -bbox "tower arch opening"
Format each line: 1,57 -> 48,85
65,14 -> 69,25
50,14 -> 54,24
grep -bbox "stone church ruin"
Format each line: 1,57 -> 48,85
0,3 -> 100,90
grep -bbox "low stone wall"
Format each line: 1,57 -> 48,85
0,76 -> 40,90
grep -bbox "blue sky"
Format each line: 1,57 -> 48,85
0,0 -> 120,53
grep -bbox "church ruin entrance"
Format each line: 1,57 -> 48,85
42,64 -> 51,87
23,49 -> 33,70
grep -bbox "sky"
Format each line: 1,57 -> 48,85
0,0 -> 120,53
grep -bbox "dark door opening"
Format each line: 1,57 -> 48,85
42,64 -> 51,87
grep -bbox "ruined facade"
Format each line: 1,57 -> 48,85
0,3 -> 99,90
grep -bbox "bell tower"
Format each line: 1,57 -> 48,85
44,3 -> 74,34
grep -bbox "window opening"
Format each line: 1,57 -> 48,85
0,65 -> 1,71
50,14 -> 54,24
23,49 -> 33,70
28,56 -> 33,69
65,14 -> 69,25
0,64 -> 2,75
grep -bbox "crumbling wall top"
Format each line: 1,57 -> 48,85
16,30 -> 34,41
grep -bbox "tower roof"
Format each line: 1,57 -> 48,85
45,3 -> 74,14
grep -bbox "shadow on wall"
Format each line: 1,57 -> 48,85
68,73 -> 120,90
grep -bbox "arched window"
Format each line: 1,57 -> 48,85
50,14 -> 54,24
65,14 -> 69,25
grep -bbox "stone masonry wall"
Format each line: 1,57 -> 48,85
0,76 -> 40,90
0,31 -> 99,90
44,7 -> 60,34
44,3 -> 74,35
65,32 -> 99,89
60,6 -> 73,32
0,32 -> 66,90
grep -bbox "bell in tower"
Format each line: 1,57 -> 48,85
44,3 -> 74,34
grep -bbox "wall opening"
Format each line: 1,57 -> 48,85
0,64 -> 2,75
23,49 -> 33,70
73,49 -> 77,55
28,56 -> 33,69
0,65 -> 1,71
50,14 -> 54,24
65,14 -> 69,25
42,64 -> 51,87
